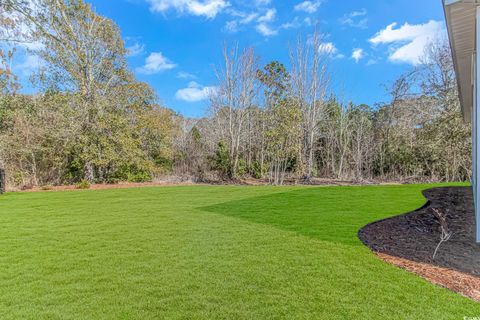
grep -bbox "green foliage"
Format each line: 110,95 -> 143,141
155,157 -> 173,173
190,126 -> 202,143
106,165 -> 152,184
236,158 -> 248,176
127,171 -> 152,183
256,61 -> 290,101
250,161 -> 268,179
210,141 -> 232,179
75,179 -> 90,189
0,2 -> 178,188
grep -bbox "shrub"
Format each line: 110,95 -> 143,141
250,161 -> 268,179
127,171 -> 152,183
237,159 -> 248,176
210,142 -> 232,179
107,165 -> 152,184
155,157 -> 173,173
105,177 -> 121,185
75,179 -> 91,189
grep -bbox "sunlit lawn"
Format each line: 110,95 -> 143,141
0,183 -> 478,319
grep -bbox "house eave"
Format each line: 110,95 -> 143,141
443,0 -> 480,122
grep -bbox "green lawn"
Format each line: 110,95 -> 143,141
0,184 -> 478,319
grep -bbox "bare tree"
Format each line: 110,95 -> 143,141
210,44 -> 259,178
290,28 -> 330,179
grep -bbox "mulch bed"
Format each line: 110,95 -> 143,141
359,186 -> 480,301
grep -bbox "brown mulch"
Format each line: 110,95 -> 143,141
378,253 -> 480,301
359,186 -> 480,302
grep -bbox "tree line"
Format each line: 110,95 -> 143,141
0,0 -> 471,188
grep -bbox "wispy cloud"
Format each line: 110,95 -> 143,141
177,71 -> 197,79
352,48 -> 364,63
226,7 -> 310,37
280,17 -> 302,30
254,0 -> 271,6
14,54 -> 43,75
224,12 -> 259,33
176,81 -> 217,102
318,42 -> 344,59
146,0 -> 230,19
256,23 -> 278,36
257,8 -> 276,23
339,9 -> 368,29
255,8 -> 278,36
318,42 -> 337,55
126,43 -> 145,57
304,17 -> 313,26
294,1 -> 321,14
137,52 -> 177,74
225,8 -> 278,36
369,20 -> 445,65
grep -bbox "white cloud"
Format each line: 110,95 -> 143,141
126,43 -> 145,57
14,54 -> 43,75
227,6 -> 309,37
255,8 -> 277,36
176,81 -> 217,102
352,48 -> 364,63
224,12 -> 259,33
137,52 -> 176,74
225,8 -> 279,36
257,8 -> 276,23
256,23 -> 278,36
294,1 -> 321,14
177,71 -> 197,79
255,0 -> 271,6
318,42 -> 345,59
369,20 -> 445,65
280,17 -> 302,30
242,12 -> 260,24
349,9 -> 367,17
224,20 -> 239,32
339,9 -> 368,29
146,0 -> 230,19
318,42 -> 337,55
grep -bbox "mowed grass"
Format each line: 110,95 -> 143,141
0,184 -> 478,319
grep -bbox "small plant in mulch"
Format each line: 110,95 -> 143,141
431,207 -> 453,260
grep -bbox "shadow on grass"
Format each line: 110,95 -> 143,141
200,185 -> 429,246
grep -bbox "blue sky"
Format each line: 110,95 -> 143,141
14,0 -> 447,118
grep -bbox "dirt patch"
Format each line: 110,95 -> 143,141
10,177 -> 402,192
239,177 -> 396,186
12,181 -> 198,192
359,186 -> 480,301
